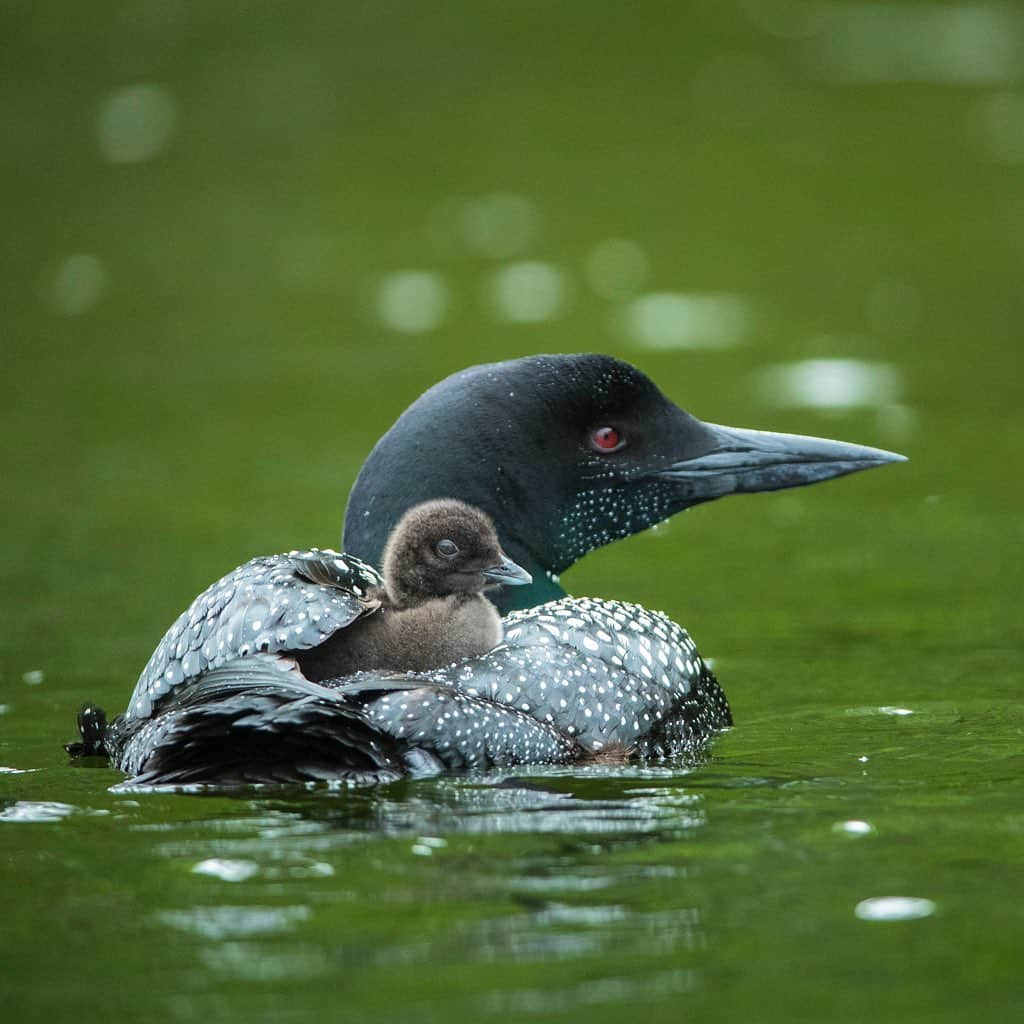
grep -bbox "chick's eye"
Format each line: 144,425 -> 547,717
436,539 -> 459,558
590,426 -> 624,452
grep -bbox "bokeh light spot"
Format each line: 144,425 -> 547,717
815,3 -> 1023,85
459,194 -> 541,259
48,253 -> 110,316
489,261 -> 569,322
621,292 -> 750,350
585,239 -> 649,300
376,271 -> 449,334
754,359 -> 902,410
97,84 -> 178,164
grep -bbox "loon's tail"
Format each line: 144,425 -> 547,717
65,704 -> 110,757
111,658 -> 422,787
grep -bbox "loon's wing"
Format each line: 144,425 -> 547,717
329,675 -> 578,771
446,597 -> 732,755
124,549 -> 382,722
113,656 -> 405,786
112,656 -> 576,786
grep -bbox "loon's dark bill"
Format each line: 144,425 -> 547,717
654,422 -> 907,501
481,555 -> 533,586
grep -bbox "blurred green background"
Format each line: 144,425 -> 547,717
2,2 -> 1021,1022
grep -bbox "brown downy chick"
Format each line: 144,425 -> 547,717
298,500 -> 531,679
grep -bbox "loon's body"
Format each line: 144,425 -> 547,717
69,354 -> 904,787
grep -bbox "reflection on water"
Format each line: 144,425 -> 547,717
132,772 -> 708,845
834,819 -> 875,836
156,904 -> 312,939
0,800 -> 105,822
199,940 -> 330,982
479,967 -> 701,1015
116,775 -> 714,987
409,835 -> 447,856
192,857 -> 260,882
854,896 -> 937,922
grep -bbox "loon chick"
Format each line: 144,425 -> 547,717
296,499 -> 530,679
344,353 -> 907,612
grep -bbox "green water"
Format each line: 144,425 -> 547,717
2,3 -> 1022,1021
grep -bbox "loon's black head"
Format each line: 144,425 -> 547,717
345,354 -> 905,612
382,499 -> 531,608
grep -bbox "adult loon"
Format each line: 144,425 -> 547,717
69,354 -> 904,786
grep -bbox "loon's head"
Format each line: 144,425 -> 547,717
345,354 -> 905,611
382,499 -> 531,608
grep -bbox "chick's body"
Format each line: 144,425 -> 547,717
297,499 -> 526,680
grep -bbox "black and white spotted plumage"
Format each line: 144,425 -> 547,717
124,549 -> 382,722
348,597 -> 730,768
95,556 -> 730,786
453,598 -> 712,750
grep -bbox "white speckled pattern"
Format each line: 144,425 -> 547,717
463,597 -> 705,748
124,549 -> 382,722
346,596 -> 724,765
108,554 -> 729,785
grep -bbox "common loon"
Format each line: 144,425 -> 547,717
68,354 -> 904,786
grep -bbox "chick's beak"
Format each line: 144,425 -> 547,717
481,554 -> 533,587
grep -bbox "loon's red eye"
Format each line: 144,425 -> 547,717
590,426 -> 623,452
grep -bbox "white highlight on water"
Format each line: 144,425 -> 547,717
835,819 -> 875,836
855,896 -> 937,921
192,858 -> 260,882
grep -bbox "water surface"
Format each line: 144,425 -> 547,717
2,3 -> 1021,1021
